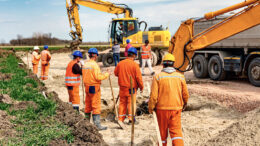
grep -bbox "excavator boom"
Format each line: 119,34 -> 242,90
169,0 -> 260,72
66,0 -> 133,48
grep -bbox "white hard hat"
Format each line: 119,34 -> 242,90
33,46 -> 40,50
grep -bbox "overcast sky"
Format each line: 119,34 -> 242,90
0,0 -> 240,43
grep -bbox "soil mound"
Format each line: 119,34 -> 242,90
0,111 -> 16,140
0,94 -> 13,104
48,91 -> 108,145
9,101 -> 37,111
207,107 -> 260,145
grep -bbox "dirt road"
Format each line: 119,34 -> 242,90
19,52 -> 260,145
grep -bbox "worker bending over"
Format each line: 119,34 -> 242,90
40,45 -> 51,80
31,46 -> 41,75
65,51 -> 83,112
82,48 -> 109,130
148,53 -> 189,146
114,47 -> 144,124
141,40 -> 155,76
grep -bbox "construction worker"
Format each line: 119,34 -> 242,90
31,46 -> 41,75
82,48 -> 109,130
116,22 -> 124,43
40,45 -> 51,80
112,40 -> 120,66
124,39 -> 132,57
114,47 -> 144,124
141,40 -> 155,76
65,51 -> 83,112
148,53 -> 189,146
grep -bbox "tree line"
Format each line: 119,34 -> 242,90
9,32 -> 70,46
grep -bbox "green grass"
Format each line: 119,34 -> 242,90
0,54 -> 74,145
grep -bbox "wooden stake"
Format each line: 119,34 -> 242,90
153,111 -> 162,146
109,75 -> 125,129
130,76 -> 134,146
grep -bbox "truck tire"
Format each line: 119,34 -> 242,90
208,55 -> 226,80
102,53 -> 114,67
248,57 -> 260,87
193,54 -> 208,78
151,51 -> 158,66
157,50 -> 165,65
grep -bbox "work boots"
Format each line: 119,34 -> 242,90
73,106 -> 79,113
93,114 -> 107,131
85,113 -> 91,122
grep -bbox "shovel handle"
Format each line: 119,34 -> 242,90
153,111 -> 162,146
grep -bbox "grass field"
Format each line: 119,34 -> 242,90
0,54 -> 74,145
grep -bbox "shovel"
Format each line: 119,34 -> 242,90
153,111 -> 162,146
108,75 -> 126,129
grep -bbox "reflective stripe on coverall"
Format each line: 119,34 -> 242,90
82,59 -> 109,114
65,60 -> 81,107
40,50 -> 51,80
31,51 -> 41,74
148,71 -> 189,146
114,58 -> 144,121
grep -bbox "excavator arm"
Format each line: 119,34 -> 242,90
66,0 -> 133,48
169,0 -> 260,72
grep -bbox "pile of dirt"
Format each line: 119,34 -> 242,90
0,94 -> 13,104
0,111 -> 16,140
9,101 -> 37,111
47,91 -> 107,145
207,107 -> 260,145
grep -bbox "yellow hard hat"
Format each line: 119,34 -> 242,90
163,53 -> 175,62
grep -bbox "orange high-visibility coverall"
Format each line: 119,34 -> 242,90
31,51 -> 41,75
114,58 -> 144,121
65,60 -> 81,108
82,59 -> 109,114
148,71 -> 189,146
40,50 -> 51,80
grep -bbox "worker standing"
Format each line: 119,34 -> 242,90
114,47 -> 144,124
31,46 -> 41,75
124,39 -> 132,57
112,40 -> 120,66
40,45 -> 51,80
141,40 -> 155,76
82,48 -> 109,130
148,53 -> 189,146
65,51 -> 83,112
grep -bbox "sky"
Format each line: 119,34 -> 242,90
0,0 -> 240,43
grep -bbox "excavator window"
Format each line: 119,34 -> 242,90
125,20 -> 138,37
110,20 -> 138,44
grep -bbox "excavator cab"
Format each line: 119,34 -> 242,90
110,18 -> 141,46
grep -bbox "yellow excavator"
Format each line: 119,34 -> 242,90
66,0 -> 171,66
170,0 -> 260,86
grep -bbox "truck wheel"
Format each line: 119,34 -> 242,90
248,57 -> 260,87
193,54 -> 208,78
102,53 -> 114,67
157,50 -> 165,65
208,55 -> 226,80
151,51 -> 158,67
